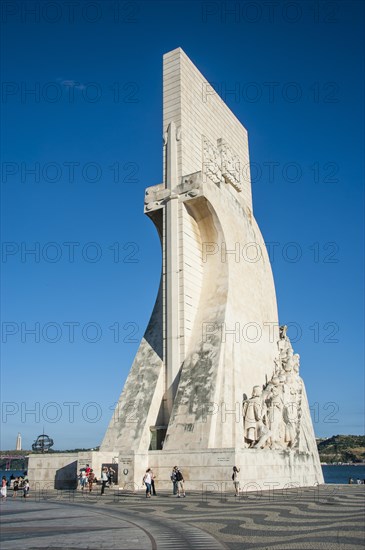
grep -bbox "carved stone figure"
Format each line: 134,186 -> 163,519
243,386 -> 263,447
253,394 -> 272,449
293,353 -> 300,374
282,373 -> 299,447
266,378 -> 285,449
277,325 -> 292,368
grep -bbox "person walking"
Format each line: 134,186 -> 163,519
232,466 -> 240,496
175,467 -> 185,497
100,467 -> 108,495
1,476 -> 7,500
143,469 -> 152,498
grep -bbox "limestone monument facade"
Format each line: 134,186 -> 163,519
100,48 -> 323,490
28,48 -> 323,491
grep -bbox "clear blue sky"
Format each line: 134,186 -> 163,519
1,1 -> 364,450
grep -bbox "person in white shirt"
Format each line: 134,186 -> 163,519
100,467 -> 109,495
79,470 -> 87,491
143,469 -> 152,498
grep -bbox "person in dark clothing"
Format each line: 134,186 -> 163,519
171,466 -> 178,495
175,467 -> 185,497
150,470 -> 157,496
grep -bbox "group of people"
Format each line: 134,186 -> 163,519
142,466 -> 186,498
1,476 -> 30,500
78,464 -> 95,492
348,477 -> 365,484
78,464 -> 116,494
142,465 -> 240,498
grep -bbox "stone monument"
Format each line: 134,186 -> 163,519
28,48 -> 323,491
100,48 -> 323,490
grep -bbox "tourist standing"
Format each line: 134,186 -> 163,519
88,470 -> 95,492
80,470 -> 88,491
175,467 -> 185,497
1,476 -> 7,500
23,479 -> 30,498
143,469 -> 152,498
108,467 -> 116,487
151,470 -> 157,496
100,467 -> 108,495
232,466 -> 240,496
12,477 -> 19,498
171,466 -> 178,495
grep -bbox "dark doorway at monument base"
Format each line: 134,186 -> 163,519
149,427 -> 167,451
28,48 -> 323,491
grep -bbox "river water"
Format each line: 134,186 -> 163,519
322,464 -> 365,483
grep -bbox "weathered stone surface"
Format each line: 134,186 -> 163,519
102,48 -> 280,455
28,451 -> 117,490
100,48 -> 323,489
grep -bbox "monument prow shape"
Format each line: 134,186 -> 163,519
100,48 -> 323,490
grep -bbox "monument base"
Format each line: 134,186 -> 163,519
28,447 -> 323,492
27,450 -> 118,491
118,448 -> 324,492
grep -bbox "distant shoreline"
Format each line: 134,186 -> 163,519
321,462 -> 365,466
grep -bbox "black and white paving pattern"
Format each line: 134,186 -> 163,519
0,484 -> 364,549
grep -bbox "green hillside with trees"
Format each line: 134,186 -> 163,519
317,435 -> 365,463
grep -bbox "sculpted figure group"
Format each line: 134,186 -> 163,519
242,326 -> 302,450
